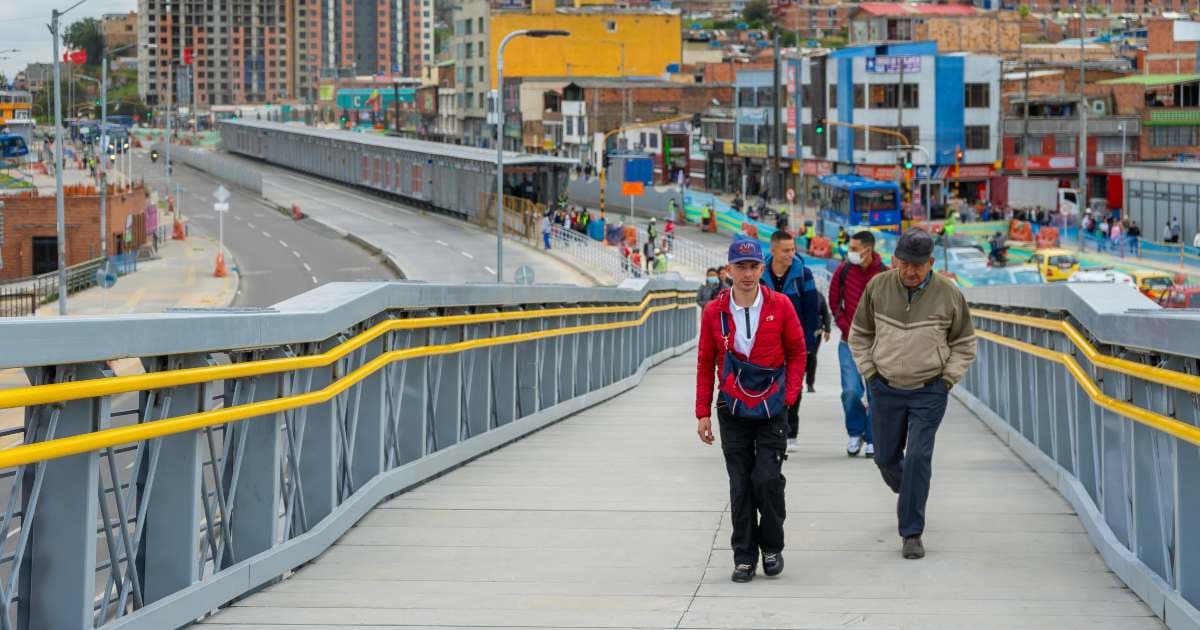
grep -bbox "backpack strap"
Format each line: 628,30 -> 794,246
719,310 -> 731,351
837,263 -> 852,313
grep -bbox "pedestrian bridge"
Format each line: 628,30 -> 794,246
0,280 -> 1196,630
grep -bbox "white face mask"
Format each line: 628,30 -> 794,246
847,251 -> 863,265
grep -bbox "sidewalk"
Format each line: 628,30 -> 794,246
0,233 -> 238,447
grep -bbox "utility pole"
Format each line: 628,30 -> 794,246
1078,14 -> 1089,247
772,31 -> 781,200
897,58 -> 905,192
1022,60 -> 1030,178
50,7 -> 68,314
100,55 -> 108,264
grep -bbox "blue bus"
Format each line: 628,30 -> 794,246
0,134 -> 28,159
816,174 -> 903,234
105,115 -> 135,129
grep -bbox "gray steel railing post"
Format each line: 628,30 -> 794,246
515,307 -> 542,419
299,340 -> 339,529
350,329 -> 387,492
491,313 -> 518,428
222,353 -> 285,567
22,364 -> 105,630
140,354 -> 209,603
430,315 -> 464,451
461,311 -> 496,440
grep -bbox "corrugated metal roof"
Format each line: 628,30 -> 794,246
855,2 -> 980,17
1097,73 -> 1200,86
221,120 -> 579,167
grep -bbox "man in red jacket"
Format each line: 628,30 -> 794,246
828,231 -> 887,458
696,238 -> 806,583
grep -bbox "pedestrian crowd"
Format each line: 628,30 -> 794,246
694,227 -> 977,582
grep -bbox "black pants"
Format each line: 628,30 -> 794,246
717,406 -> 788,566
805,343 -> 820,388
868,378 -> 949,538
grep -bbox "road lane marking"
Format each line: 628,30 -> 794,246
279,240 -> 288,248
262,231 -> 271,238
461,251 -> 474,259
247,222 -> 256,229
303,263 -> 312,272
311,276 -> 319,284
293,250 -> 301,258
435,240 -> 448,247
485,266 -> 496,275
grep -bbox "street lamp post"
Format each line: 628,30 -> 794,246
49,0 -> 92,315
495,29 -> 569,283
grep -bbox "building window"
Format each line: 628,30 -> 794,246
1055,135 -> 1075,155
853,85 -> 864,108
606,20 -> 617,32
755,86 -> 773,107
649,133 -> 658,149
478,17 -> 484,32
964,83 -> 990,108
828,84 -> 837,108
566,117 -> 574,135
1012,136 -> 1028,157
868,126 -> 917,150
737,88 -> 754,107
477,41 -> 483,57
1149,126 -> 1199,147
964,125 -> 990,150
867,84 -> 918,109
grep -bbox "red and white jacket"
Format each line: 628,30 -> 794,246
694,286 -> 807,419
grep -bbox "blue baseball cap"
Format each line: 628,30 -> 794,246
727,238 -> 764,264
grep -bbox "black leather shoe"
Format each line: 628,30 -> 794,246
806,385 -> 816,393
902,536 -> 925,559
731,563 -> 756,582
762,551 -> 784,577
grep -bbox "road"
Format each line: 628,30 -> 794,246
136,151 -> 396,307
215,153 -> 591,286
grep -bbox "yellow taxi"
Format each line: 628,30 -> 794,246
1027,248 -> 1081,282
1130,270 -> 1174,300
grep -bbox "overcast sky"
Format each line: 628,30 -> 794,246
0,0 -> 136,83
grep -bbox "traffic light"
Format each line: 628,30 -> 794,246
692,112 -> 702,127
903,151 -> 913,171
815,117 -> 825,135
603,150 -> 611,170
955,146 -> 964,162
150,149 -> 159,163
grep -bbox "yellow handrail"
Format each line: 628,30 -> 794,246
0,291 -> 688,411
0,299 -> 695,469
970,309 -> 1200,395
975,330 -> 1200,448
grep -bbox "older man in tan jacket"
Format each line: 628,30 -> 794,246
849,228 -> 977,560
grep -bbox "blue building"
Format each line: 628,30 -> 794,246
787,42 -> 1000,208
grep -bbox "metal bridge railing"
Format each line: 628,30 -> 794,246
549,225 -> 642,283
0,280 -> 697,630
958,283 -> 1200,629
631,226 -> 727,278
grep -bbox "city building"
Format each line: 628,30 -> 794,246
452,0 -> 683,148
138,0 -> 319,106
436,61 -> 459,142
450,0 -> 491,147
1123,162 -> 1200,241
786,42 -> 1002,207
102,12 -> 139,50
847,3 -> 1021,57
310,0 -> 433,80
772,1 -> 853,41
19,63 -> 53,93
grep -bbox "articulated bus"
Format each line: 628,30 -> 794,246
816,174 -> 903,234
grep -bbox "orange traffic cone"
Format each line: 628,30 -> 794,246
292,204 -> 303,220
213,251 -> 227,278
172,218 -> 186,240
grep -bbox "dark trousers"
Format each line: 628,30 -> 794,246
868,378 -> 949,538
717,406 -> 788,566
805,343 -> 820,388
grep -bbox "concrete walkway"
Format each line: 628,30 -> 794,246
194,338 -> 1160,629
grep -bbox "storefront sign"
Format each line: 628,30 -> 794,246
853,164 -> 900,180
865,56 -> 921,74
318,85 -> 335,102
738,108 -> 768,125
737,143 -> 769,158
801,160 -> 834,176
1004,156 -> 1076,171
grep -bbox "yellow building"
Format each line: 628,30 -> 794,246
489,1 -> 681,89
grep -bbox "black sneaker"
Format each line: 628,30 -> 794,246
902,536 -> 925,560
762,551 -> 784,577
806,385 -> 816,393
731,563 -> 756,582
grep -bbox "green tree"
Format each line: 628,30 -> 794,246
743,0 -> 773,27
64,17 -> 104,69
1017,4 -> 1031,18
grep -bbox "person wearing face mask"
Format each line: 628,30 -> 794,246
848,229 -> 977,560
828,231 -> 886,458
698,268 -> 723,307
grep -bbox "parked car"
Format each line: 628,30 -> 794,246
1130,270 -> 1174,300
1159,286 -> 1200,309
959,264 -> 1045,287
943,246 -> 990,273
1068,268 -> 1135,287
1027,248 -> 1080,282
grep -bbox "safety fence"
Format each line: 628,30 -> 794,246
152,142 -> 263,196
549,225 -> 640,282
958,283 -> 1200,629
0,252 -> 138,317
478,192 -> 545,241
0,280 -> 697,630
631,226 -> 726,278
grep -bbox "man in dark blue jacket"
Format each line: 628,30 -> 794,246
762,229 -> 821,453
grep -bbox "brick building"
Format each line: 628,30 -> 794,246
0,186 -> 149,281
102,12 -> 139,51
848,3 -> 1021,56
1142,18 -> 1200,74
771,1 -> 853,40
